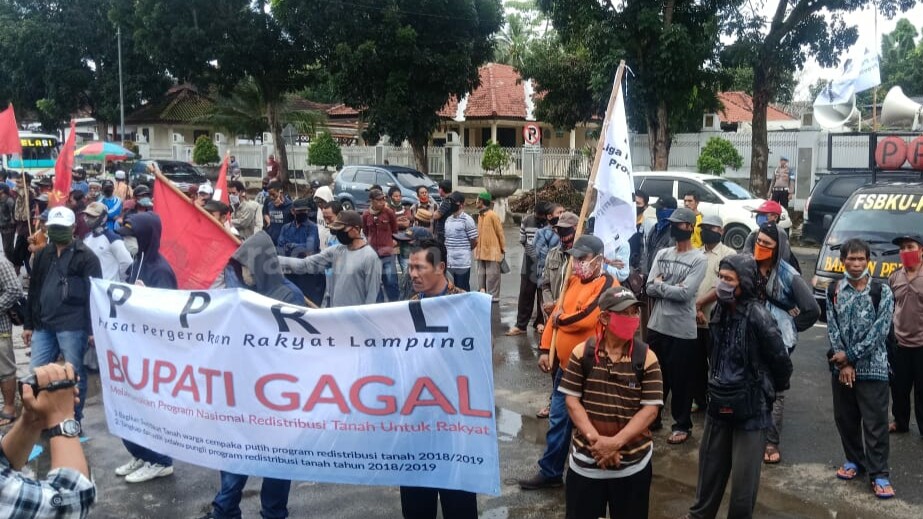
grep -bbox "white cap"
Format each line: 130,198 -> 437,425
47,206 -> 76,227
198,183 -> 214,195
314,186 -> 334,203
115,170 -> 126,180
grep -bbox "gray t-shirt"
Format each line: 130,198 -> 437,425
645,247 -> 707,340
279,243 -> 381,307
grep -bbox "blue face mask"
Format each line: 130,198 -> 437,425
755,214 -> 769,226
656,208 -> 674,224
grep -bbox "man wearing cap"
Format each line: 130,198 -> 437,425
196,183 -> 214,208
113,170 -> 133,200
22,207 -> 102,424
262,181 -> 293,245
363,188 -> 400,301
100,180 -> 122,231
645,206 -> 707,444
279,210 -> 381,307
768,157 -> 794,207
82,202 -> 132,282
889,234 -> 923,435
519,235 -> 615,490
443,192 -> 478,292
71,167 -> 89,195
87,180 -> 102,202
411,185 -> 438,232
641,195 -> 677,277
474,192 -> 504,301
558,286 -> 663,518
693,215 -> 735,413
228,181 -> 262,240
277,198 -> 324,305
745,200 -> 801,273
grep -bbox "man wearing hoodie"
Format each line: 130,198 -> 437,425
199,231 -> 302,519
82,202 -> 132,282
262,181 -> 293,245
100,180 -> 123,231
684,254 -> 792,519
114,213 -> 178,483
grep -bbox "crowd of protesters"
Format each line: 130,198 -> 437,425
0,153 -> 920,519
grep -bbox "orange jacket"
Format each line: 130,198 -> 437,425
541,273 -> 617,366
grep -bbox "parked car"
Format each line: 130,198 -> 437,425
333,165 -> 441,211
802,171 -> 923,244
811,181 -> 923,320
633,171 -> 792,250
129,159 -> 209,192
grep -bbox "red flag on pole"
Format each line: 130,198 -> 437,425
0,104 -> 22,156
153,173 -> 239,289
49,120 -> 76,207
213,153 -> 230,222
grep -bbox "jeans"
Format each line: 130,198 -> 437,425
399,486 -> 477,519
476,260 -> 501,300
890,344 -> 923,434
448,268 -> 471,292
688,419 -> 766,519
538,368 -> 572,479
832,377 -> 890,480
648,330 -> 695,433
397,254 -> 409,275
565,462 -> 652,519
379,256 -> 400,302
123,440 -> 172,466
29,329 -> 88,422
212,471 -> 291,519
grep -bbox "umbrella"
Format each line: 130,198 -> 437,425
75,141 -> 136,161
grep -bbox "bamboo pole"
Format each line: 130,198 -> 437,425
153,170 -> 241,245
548,60 -> 627,365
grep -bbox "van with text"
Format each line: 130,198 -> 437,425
1,131 -> 60,177
812,182 -> 923,319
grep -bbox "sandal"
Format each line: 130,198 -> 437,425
667,431 -> 690,444
535,406 -> 550,419
872,478 -> 895,499
888,421 -> 908,433
836,462 -> 859,480
763,444 -> 781,464
536,324 -> 545,334
505,327 -> 526,336
0,411 -> 16,427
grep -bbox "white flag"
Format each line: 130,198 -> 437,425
813,44 -> 880,107
593,87 -> 635,259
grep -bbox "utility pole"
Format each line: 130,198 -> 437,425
118,26 -> 125,142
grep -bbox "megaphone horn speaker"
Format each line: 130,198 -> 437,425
814,95 -> 860,130
881,86 -> 923,129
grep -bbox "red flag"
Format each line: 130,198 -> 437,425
49,120 -> 76,207
153,175 -> 239,289
214,153 -> 230,207
0,104 -> 22,156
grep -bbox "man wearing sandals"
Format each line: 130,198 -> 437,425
827,238 -> 895,499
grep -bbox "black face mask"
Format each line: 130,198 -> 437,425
636,206 -> 646,216
334,230 -> 353,244
548,217 -> 560,226
295,213 -> 309,224
103,188 -> 114,197
701,228 -> 722,245
670,225 -> 693,242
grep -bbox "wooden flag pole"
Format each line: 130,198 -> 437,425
548,60 -> 627,365
153,170 -> 241,245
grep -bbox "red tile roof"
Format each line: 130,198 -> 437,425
717,92 -> 796,123
326,104 -> 359,117
461,63 -> 525,119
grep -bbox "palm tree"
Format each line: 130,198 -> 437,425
495,14 -> 532,68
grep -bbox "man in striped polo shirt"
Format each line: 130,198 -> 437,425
558,286 -> 664,518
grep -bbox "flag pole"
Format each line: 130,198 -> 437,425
153,170 -> 241,245
548,60 -> 627,364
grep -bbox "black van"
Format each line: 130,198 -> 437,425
812,182 -> 923,317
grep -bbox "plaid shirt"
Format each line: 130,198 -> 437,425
0,443 -> 96,518
0,257 -> 21,334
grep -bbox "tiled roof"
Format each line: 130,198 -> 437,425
461,63 -> 525,119
717,91 -> 796,123
327,104 -> 360,117
126,84 -> 214,124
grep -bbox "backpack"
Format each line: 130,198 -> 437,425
826,279 -> 897,370
581,335 -> 649,386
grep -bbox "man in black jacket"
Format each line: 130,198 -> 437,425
22,207 -> 102,423
684,254 -> 793,519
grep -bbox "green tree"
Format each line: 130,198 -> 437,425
697,137 -> 743,176
275,0 -> 504,173
481,140 -> 511,175
880,18 -> 923,97
526,0 -> 735,169
720,42 -> 796,104
726,0 -> 917,196
308,132 -> 343,170
518,35 -> 597,130
192,134 -> 220,165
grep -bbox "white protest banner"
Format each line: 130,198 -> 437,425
593,86 -> 636,258
813,44 -> 881,107
90,280 -> 500,495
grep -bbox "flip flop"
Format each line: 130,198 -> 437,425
763,444 -> 781,464
872,478 -> 895,499
836,462 -> 859,480
505,327 -> 525,336
667,431 -> 690,444
888,422 -> 908,433
0,411 -> 18,427
535,406 -> 550,419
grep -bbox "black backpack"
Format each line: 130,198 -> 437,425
581,335 -> 649,384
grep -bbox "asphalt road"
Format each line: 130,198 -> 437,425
10,227 -> 923,518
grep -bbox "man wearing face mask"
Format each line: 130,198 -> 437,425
750,222 -> 818,464
278,210 -> 381,307
228,181 -> 261,240
534,204 -> 564,292
81,202 -> 132,282
99,179 -> 122,231
645,207 -> 707,444
641,196 -> 677,277
277,198 -> 323,305
629,190 -> 657,271
22,207 -> 102,424
683,254 -> 791,519
507,201 -> 552,336
558,286 -> 663,518
745,200 -> 801,274
519,235 -> 615,490
888,234 -> 923,435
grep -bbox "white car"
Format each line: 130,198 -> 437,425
633,171 -> 792,250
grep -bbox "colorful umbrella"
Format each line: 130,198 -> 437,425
74,141 -> 136,161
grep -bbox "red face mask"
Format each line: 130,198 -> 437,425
605,313 -> 640,341
754,243 -> 774,262
900,250 -> 922,269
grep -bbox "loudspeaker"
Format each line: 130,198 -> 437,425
881,86 -> 923,130
814,95 -> 860,129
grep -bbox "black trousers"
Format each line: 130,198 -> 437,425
692,327 -> 710,408
688,419 -> 765,519
890,345 -> 923,434
648,330 -> 695,433
514,273 -> 544,330
770,188 -> 789,207
832,376 -> 890,479
399,486 -> 477,519
565,463 -> 652,519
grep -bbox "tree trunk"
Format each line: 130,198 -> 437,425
410,138 -> 428,173
267,102 -> 289,185
648,101 -> 671,170
97,121 -> 109,144
750,68 -> 771,197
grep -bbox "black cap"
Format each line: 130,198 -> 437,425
292,198 -> 313,210
328,210 -> 363,231
892,235 -> 923,247
667,207 -> 697,225
310,180 -> 321,189
566,235 -> 605,259
102,179 -> 114,189
133,185 -> 151,197
654,196 -> 677,209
